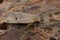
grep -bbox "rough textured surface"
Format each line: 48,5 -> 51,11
0,0 -> 60,40
0,29 -> 21,40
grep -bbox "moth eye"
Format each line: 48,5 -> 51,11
0,0 -> 4,4
0,22 -> 8,30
